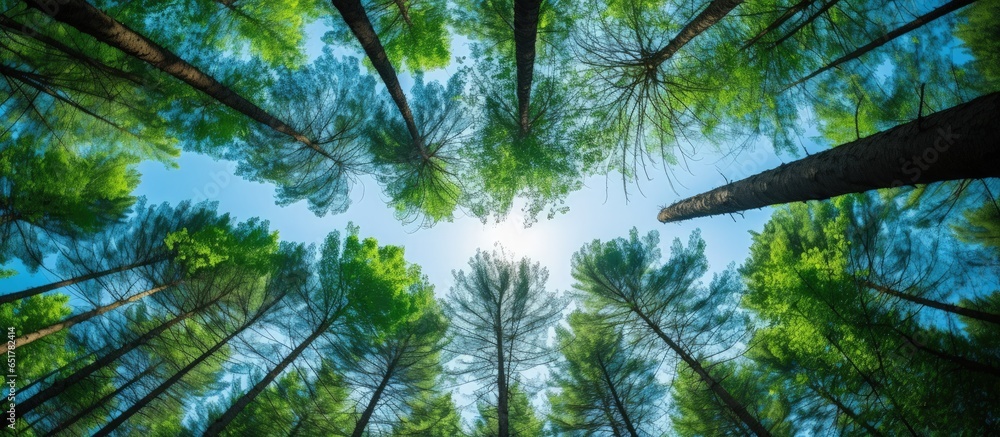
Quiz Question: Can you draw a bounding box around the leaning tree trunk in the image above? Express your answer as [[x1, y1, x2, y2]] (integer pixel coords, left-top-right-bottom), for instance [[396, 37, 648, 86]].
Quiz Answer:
[[862, 280, 1000, 326], [202, 316, 337, 436], [894, 328, 1000, 378], [48, 362, 160, 434], [90, 292, 286, 436], [330, 0, 425, 154], [513, 0, 542, 134], [5, 282, 178, 352], [350, 345, 405, 437], [765, 0, 840, 50], [785, 0, 977, 90], [658, 92, 1000, 223], [597, 358, 639, 437], [0, 255, 167, 305], [632, 310, 772, 436], [20, 0, 337, 159], [16, 297, 217, 416], [740, 0, 815, 50], [649, 0, 744, 66]]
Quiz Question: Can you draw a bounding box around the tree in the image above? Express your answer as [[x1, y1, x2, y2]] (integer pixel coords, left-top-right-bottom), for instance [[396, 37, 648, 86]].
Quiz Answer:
[[472, 384, 546, 437], [657, 92, 1000, 223], [549, 310, 666, 437], [446, 248, 565, 437], [571, 229, 772, 436], [325, 0, 451, 72], [391, 391, 464, 437], [203, 226, 425, 435]]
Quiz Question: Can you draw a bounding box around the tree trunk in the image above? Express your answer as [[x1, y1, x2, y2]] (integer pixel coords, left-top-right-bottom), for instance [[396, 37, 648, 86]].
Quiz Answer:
[[496, 323, 510, 437], [0, 15, 146, 85], [597, 358, 639, 437], [657, 92, 1000, 223], [16, 299, 215, 416], [20, 0, 335, 158], [0, 256, 167, 305], [649, 0, 744, 66], [6, 282, 177, 352], [786, 0, 977, 90], [632, 309, 771, 436], [20, 347, 104, 394], [895, 328, 1000, 377], [46, 362, 159, 435], [330, 0, 425, 154], [202, 316, 337, 436], [863, 280, 1000, 326], [392, 0, 413, 26], [513, 0, 542, 134], [91, 293, 286, 436], [765, 0, 840, 50], [740, 0, 815, 50], [350, 345, 405, 437]]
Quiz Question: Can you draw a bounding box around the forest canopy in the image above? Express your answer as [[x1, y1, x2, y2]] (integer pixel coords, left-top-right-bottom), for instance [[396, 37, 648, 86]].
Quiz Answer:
[[1, 0, 998, 435]]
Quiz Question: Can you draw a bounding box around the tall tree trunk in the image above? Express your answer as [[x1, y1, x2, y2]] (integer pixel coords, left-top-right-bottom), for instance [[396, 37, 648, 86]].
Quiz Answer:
[[90, 293, 286, 436], [786, 0, 977, 90], [597, 358, 639, 437], [649, 0, 744, 66], [16, 296, 220, 416], [46, 362, 160, 435], [862, 280, 1000, 326], [496, 323, 510, 437], [740, 0, 815, 50], [632, 309, 772, 436], [895, 328, 1000, 377], [765, 0, 840, 50], [657, 92, 1000, 223], [21, 347, 104, 394], [513, 0, 542, 134], [350, 344, 405, 437], [20, 0, 337, 159], [202, 316, 338, 436], [330, 0, 425, 154], [0, 15, 146, 85], [6, 282, 178, 352], [0, 256, 167, 305]]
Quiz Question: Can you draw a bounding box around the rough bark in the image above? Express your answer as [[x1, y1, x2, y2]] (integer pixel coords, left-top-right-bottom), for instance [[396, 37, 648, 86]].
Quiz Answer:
[[740, 0, 815, 50], [20, 0, 334, 158], [202, 316, 338, 436], [0, 256, 166, 305], [330, 0, 425, 154], [649, 0, 744, 66], [786, 0, 978, 89], [513, 0, 542, 133], [632, 309, 772, 436], [658, 92, 1000, 223], [91, 293, 286, 436], [863, 280, 1000, 326], [6, 282, 177, 353]]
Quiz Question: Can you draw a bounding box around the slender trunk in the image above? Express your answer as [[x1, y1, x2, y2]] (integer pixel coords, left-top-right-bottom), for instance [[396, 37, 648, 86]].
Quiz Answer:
[[21, 347, 103, 394], [203, 316, 337, 436], [863, 280, 1000, 326], [330, 0, 425, 154], [20, 0, 335, 157], [16, 296, 219, 416], [392, 0, 413, 26], [810, 383, 884, 436], [1, 256, 166, 305], [496, 323, 509, 437], [0, 15, 146, 85], [46, 363, 159, 435], [513, 0, 542, 134], [91, 293, 285, 436], [895, 328, 1000, 377], [6, 282, 177, 352], [786, 0, 977, 90], [766, 0, 840, 50], [649, 0, 744, 66], [597, 358, 639, 437], [741, 0, 815, 50], [350, 344, 405, 437], [631, 308, 771, 436], [657, 92, 1000, 223]]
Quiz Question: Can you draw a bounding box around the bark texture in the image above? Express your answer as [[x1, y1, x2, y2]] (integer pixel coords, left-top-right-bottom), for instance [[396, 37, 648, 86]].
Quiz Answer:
[[513, 0, 542, 133], [658, 92, 1000, 223]]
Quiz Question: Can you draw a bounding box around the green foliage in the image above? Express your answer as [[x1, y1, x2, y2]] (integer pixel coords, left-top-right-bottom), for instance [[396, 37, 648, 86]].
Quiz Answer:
[[956, 0, 1000, 88], [0, 294, 76, 382], [163, 217, 278, 276], [326, 0, 452, 72], [951, 199, 1000, 253], [392, 391, 464, 437]]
